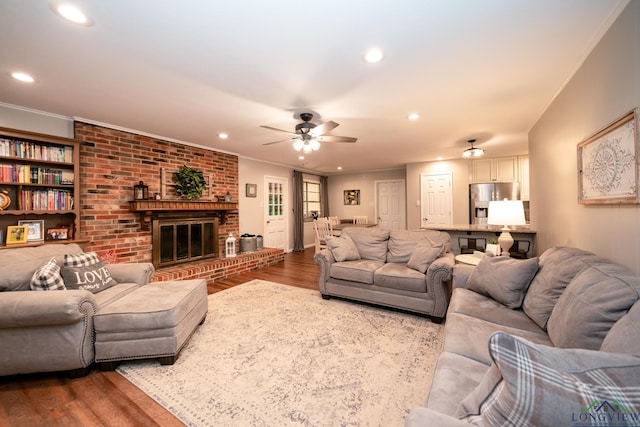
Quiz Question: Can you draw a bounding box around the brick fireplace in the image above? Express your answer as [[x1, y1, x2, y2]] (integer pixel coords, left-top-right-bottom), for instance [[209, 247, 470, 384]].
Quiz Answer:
[[74, 122, 283, 284]]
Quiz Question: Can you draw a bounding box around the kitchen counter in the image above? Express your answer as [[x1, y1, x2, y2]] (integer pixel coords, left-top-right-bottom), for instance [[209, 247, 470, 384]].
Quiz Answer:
[[423, 224, 536, 234], [423, 224, 536, 256]]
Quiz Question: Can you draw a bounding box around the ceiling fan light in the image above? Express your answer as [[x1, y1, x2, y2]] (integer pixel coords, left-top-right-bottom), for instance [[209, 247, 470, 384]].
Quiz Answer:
[[302, 143, 313, 154], [310, 139, 321, 151], [293, 140, 304, 151]]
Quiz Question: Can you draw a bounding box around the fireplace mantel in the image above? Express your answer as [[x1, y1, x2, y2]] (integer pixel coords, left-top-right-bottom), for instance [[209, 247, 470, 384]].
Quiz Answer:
[[129, 200, 238, 224]]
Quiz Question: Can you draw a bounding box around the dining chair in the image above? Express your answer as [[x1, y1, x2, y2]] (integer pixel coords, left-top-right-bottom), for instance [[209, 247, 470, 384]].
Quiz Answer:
[[313, 219, 334, 253], [353, 216, 368, 225]]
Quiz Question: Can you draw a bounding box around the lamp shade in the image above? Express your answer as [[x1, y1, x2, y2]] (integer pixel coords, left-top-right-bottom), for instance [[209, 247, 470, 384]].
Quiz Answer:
[[487, 200, 526, 227]]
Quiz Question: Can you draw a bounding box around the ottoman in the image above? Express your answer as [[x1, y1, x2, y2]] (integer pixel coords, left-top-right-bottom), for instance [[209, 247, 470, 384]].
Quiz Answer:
[[94, 279, 208, 370]]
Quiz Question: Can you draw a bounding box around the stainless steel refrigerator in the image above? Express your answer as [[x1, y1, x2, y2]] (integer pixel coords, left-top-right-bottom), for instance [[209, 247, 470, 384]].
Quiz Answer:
[[469, 182, 520, 224]]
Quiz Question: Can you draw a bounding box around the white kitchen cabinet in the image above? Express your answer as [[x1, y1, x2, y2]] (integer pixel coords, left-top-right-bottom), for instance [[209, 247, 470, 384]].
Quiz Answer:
[[518, 155, 530, 201], [471, 156, 518, 182]]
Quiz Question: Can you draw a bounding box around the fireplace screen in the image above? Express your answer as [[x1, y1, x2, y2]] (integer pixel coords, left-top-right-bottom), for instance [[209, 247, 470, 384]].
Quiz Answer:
[[152, 217, 219, 268]]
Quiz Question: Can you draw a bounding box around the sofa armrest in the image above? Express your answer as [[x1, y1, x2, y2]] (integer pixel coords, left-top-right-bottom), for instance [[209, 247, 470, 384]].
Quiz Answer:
[[313, 249, 335, 293], [0, 290, 96, 328], [405, 408, 469, 427], [426, 252, 454, 318], [107, 262, 155, 286], [452, 264, 475, 289]]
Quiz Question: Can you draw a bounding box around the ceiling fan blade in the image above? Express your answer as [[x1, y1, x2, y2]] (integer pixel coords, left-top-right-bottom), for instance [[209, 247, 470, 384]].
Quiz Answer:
[[260, 125, 299, 136], [317, 135, 358, 143], [310, 120, 339, 136], [262, 137, 299, 146]]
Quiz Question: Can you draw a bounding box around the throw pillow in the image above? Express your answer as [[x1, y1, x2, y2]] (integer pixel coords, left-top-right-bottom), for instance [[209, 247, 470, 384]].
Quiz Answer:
[[601, 301, 640, 355], [64, 251, 101, 267], [30, 257, 66, 291], [61, 260, 117, 293], [466, 256, 539, 309], [456, 332, 640, 426], [325, 235, 361, 262], [406, 239, 443, 273]]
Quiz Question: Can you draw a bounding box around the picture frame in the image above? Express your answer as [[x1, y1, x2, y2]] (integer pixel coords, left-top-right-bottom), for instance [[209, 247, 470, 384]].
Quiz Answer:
[[578, 109, 638, 204], [246, 183, 257, 198], [56, 223, 75, 240], [6, 225, 29, 245], [46, 228, 68, 241], [344, 189, 360, 205], [18, 220, 45, 242]]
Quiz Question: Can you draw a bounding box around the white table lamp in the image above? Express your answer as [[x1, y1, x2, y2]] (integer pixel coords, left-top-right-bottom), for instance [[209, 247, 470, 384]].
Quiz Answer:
[[487, 200, 526, 257]]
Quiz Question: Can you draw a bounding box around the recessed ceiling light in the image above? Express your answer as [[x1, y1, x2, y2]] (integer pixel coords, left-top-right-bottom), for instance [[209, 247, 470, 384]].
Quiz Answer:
[[363, 48, 384, 64], [437, 157, 443, 161], [407, 113, 420, 121], [298, 155, 305, 160], [218, 133, 229, 139], [337, 166, 343, 170], [11, 72, 35, 83], [52, 3, 92, 26]]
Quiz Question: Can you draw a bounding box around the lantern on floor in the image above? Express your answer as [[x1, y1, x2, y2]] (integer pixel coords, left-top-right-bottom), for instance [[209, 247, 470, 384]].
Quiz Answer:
[[134, 180, 149, 200], [225, 232, 236, 258]]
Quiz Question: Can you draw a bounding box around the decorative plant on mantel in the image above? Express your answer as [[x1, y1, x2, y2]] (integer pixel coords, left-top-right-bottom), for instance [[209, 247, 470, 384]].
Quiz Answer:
[[174, 165, 207, 200]]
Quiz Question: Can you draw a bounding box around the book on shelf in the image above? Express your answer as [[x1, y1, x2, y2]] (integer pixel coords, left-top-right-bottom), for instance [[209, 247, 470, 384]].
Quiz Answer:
[[0, 163, 74, 185], [20, 189, 74, 211], [0, 138, 73, 163]]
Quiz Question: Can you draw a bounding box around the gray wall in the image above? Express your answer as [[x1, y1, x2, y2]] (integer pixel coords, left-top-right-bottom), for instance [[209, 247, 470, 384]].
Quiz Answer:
[[529, 0, 640, 275]]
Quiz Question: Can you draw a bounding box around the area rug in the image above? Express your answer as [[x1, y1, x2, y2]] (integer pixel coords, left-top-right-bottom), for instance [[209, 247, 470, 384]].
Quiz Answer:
[[117, 280, 444, 427]]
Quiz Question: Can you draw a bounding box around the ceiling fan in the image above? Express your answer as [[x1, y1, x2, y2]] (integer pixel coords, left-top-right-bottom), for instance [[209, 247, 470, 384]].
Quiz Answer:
[[261, 113, 357, 153]]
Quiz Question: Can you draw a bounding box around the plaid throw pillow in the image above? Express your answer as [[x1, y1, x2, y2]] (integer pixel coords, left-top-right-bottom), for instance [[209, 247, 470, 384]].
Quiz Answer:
[[456, 332, 640, 426], [30, 258, 66, 291], [64, 251, 100, 267]]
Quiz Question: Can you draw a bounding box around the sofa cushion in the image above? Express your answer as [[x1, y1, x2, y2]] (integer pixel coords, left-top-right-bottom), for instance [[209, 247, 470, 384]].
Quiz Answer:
[[601, 301, 640, 355], [407, 239, 443, 274], [547, 262, 640, 350], [467, 256, 539, 309], [329, 259, 384, 285], [387, 229, 448, 263], [325, 235, 360, 262], [30, 258, 67, 291], [522, 246, 598, 329], [61, 261, 118, 294], [0, 243, 84, 292], [374, 263, 427, 292], [341, 227, 390, 261], [456, 332, 640, 426], [64, 251, 101, 267]]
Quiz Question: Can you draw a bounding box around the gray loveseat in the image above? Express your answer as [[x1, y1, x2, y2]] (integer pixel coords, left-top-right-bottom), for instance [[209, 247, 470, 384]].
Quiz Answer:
[[406, 246, 640, 426], [0, 243, 155, 377], [314, 228, 454, 321]]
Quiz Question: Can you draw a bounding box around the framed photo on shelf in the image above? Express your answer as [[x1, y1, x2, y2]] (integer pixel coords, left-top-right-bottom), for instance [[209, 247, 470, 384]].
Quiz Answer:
[[46, 228, 68, 241], [578, 109, 638, 204], [246, 183, 257, 198], [18, 220, 45, 242], [6, 225, 29, 245], [56, 223, 75, 240], [344, 189, 360, 205]]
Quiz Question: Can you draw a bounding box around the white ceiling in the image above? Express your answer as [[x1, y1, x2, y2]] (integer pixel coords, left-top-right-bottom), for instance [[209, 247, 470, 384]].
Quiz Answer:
[[0, 0, 628, 174]]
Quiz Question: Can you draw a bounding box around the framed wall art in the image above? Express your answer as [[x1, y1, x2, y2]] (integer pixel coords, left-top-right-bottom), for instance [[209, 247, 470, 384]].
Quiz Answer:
[[6, 225, 28, 245], [344, 189, 360, 205], [18, 220, 45, 242], [578, 109, 638, 204], [246, 183, 257, 198]]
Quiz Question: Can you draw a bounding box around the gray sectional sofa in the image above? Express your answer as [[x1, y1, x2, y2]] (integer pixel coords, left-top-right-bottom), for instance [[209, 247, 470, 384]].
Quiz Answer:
[[314, 227, 454, 321], [0, 243, 207, 377], [406, 246, 640, 426]]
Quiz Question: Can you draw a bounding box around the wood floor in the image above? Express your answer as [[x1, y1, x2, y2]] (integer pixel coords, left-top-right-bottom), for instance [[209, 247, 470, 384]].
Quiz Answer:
[[0, 248, 319, 427]]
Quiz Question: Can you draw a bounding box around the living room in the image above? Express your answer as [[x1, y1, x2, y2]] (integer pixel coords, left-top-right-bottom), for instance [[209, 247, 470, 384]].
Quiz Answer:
[[1, 1, 640, 426]]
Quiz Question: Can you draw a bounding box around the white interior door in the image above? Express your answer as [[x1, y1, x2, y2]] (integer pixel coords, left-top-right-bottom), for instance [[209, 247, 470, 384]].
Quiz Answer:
[[264, 176, 287, 250], [420, 173, 452, 227], [375, 180, 406, 230]]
